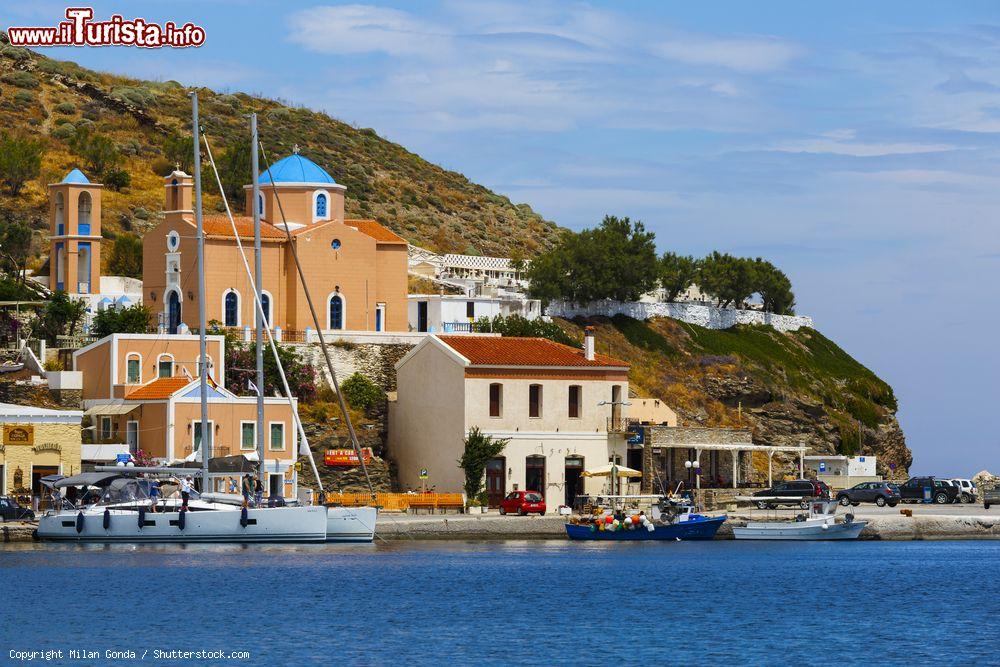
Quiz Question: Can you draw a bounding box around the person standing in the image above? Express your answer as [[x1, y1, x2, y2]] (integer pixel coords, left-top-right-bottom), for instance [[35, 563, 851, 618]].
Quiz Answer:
[[254, 476, 263, 508], [149, 479, 161, 513], [180, 476, 193, 509], [241, 474, 253, 509]]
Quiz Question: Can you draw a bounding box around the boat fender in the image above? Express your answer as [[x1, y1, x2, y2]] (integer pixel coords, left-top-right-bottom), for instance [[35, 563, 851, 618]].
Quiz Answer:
[[75, 511, 84, 534], [795, 514, 806, 522], [240, 506, 248, 528], [103, 509, 111, 530], [178, 509, 186, 531], [137, 507, 146, 530], [845, 513, 854, 524]]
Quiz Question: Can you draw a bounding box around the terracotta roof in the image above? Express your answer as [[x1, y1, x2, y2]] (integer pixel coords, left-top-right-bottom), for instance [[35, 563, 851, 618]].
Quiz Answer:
[[202, 216, 286, 240], [344, 219, 407, 244], [125, 377, 191, 400], [437, 336, 628, 368]]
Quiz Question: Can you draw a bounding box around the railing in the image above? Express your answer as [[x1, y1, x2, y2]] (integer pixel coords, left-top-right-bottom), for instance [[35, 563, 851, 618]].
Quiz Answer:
[[324, 491, 465, 512], [441, 321, 474, 333], [607, 417, 631, 433], [56, 334, 98, 349]]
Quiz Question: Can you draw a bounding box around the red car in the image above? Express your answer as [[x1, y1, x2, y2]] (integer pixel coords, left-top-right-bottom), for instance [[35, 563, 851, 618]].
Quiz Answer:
[[499, 490, 546, 516]]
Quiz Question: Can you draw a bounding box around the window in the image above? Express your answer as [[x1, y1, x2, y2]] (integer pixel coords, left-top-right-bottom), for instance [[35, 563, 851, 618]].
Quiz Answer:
[[260, 292, 271, 326], [100, 417, 112, 441], [193, 420, 213, 452], [269, 423, 285, 451], [489, 383, 503, 418], [158, 358, 173, 378], [466, 301, 475, 319], [529, 384, 542, 418], [224, 291, 239, 327], [375, 303, 385, 332], [126, 356, 141, 384], [55, 192, 64, 235], [241, 422, 256, 451], [197, 356, 213, 378], [568, 385, 582, 419], [166, 230, 180, 252], [315, 192, 328, 219], [78, 191, 92, 234], [331, 238, 342, 250], [329, 294, 344, 330]]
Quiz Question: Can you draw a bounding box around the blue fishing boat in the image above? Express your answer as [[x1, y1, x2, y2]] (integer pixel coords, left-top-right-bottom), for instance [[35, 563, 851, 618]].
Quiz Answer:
[[565, 495, 726, 541]]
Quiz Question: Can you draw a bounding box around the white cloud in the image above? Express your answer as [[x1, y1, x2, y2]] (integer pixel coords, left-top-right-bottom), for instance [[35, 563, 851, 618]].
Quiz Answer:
[[287, 4, 444, 56], [653, 35, 802, 72], [772, 137, 955, 157]]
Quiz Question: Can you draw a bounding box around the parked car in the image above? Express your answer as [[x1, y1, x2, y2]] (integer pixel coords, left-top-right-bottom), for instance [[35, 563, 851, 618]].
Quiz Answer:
[[898, 476, 959, 504], [0, 496, 35, 522], [983, 487, 999, 510], [949, 479, 977, 503], [499, 490, 546, 516], [836, 482, 901, 508], [752, 480, 829, 510]]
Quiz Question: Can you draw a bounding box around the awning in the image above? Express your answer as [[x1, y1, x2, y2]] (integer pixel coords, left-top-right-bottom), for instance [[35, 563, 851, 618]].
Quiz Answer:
[[84, 402, 138, 416], [54, 472, 124, 488]]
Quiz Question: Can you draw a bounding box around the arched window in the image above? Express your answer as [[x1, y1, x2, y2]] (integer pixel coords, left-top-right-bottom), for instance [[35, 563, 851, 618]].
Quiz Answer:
[[329, 294, 344, 330], [126, 353, 142, 384], [224, 290, 239, 327], [78, 191, 92, 235], [167, 290, 181, 334], [54, 192, 65, 235], [260, 292, 271, 326], [315, 192, 327, 219], [170, 178, 179, 210], [256, 193, 265, 219]]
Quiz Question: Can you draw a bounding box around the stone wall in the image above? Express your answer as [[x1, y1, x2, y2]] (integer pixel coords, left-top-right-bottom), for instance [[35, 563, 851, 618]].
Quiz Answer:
[[547, 300, 813, 332], [293, 341, 414, 392]]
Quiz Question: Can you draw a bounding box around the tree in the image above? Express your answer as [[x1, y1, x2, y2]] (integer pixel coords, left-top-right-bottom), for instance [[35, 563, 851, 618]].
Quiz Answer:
[[106, 233, 143, 278], [340, 373, 385, 413], [526, 215, 658, 304], [68, 127, 120, 176], [751, 258, 796, 315], [0, 132, 44, 195], [163, 134, 193, 172], [658, 252, 700, 302], [91, 304, 152, 338], [214, 326, 318, 403], [697, 252, 755, 308], [216, 136, 253, 207], [457, 427, 509, 502], [33, 291, 87, 344], [0, 221, 33, 283]]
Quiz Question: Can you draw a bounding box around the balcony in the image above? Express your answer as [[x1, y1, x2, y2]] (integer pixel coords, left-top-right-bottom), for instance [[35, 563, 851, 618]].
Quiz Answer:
[[607, 417, 631, 433]]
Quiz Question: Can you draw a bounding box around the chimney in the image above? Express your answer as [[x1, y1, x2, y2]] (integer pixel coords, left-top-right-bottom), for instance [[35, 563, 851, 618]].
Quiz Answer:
[[583, 326, 595, 361]]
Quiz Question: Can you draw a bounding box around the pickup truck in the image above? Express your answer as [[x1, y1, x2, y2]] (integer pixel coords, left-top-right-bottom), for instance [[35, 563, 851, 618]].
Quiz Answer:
[[898, 476, 959, 504], [984, 487, 1000, 510]]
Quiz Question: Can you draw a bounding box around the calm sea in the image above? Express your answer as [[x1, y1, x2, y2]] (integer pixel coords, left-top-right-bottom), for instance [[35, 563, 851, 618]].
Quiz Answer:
[[2, 540, 998, 665]]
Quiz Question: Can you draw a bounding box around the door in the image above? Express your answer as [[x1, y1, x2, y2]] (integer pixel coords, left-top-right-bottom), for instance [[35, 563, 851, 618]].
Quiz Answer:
[[167, 290, 181, 334], [126, 421, 139, 454], [485, 458, 505, 508], [417, 301, 428, 332], [269, 473, 283, 499], [565, 456, 584, 507], [31, 466, 59, 510], [525, 456, 545, 495]]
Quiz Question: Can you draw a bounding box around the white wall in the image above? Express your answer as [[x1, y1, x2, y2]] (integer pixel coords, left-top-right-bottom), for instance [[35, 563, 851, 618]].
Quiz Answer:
[[547, 299, 813, 333]]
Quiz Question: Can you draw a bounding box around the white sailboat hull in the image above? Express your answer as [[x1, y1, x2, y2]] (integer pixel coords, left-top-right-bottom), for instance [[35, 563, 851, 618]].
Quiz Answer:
[[326, 506, 377, 542], [37, 505, 328, 543], [733, 518, 868, 540]]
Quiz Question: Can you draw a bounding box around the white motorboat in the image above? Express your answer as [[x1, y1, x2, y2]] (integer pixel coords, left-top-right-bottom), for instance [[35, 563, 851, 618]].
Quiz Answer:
[[37, 473, 328, 543], [733, 499, 868, 540]]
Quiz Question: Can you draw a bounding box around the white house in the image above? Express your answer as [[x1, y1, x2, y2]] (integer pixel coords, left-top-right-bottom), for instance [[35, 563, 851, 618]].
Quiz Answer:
[[388, 328, 630, 511], [408, 294, 542, 333]]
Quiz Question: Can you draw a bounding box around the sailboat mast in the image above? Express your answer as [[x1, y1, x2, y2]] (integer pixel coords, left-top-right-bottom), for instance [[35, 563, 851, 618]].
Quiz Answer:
[[251, 113, 265, 488], [191, 92, 210, 490]]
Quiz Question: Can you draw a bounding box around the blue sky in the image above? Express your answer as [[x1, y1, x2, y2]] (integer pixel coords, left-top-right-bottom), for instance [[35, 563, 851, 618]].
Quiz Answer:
[[7, 1, 1000, 475]]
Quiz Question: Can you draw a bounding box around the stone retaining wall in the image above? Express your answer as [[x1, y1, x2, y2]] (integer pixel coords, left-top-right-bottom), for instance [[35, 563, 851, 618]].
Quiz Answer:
[[547, 300, 813, 332]]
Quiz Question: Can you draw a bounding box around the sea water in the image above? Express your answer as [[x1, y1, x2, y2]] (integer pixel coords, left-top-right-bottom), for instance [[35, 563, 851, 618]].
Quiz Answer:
[[2, 540, 998, 665]]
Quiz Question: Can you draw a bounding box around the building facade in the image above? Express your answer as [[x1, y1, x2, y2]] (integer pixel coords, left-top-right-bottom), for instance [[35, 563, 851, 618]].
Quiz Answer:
[[0, 403, 83, 508], [142, 154, 408, 336], [73, 334, 299, 497], [407, 294, 542, 333], [48, 169, 103, 296], [389, 330, 630, 511]]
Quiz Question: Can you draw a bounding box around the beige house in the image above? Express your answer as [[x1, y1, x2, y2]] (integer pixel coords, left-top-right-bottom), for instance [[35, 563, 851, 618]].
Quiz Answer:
[[74, 334, 299, 497], [389, 329, 630, 511], [1, 403, 83, 508], [142, 153, 408, 336], [628, 398, 678, 426]]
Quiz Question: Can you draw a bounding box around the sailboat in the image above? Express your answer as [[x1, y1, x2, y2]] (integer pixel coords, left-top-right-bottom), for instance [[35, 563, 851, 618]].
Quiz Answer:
[[38, 94, 374, 543]]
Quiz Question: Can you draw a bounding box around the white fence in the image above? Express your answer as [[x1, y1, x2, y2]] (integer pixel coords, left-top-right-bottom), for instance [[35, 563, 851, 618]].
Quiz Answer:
[[545, 300, 813, 332]]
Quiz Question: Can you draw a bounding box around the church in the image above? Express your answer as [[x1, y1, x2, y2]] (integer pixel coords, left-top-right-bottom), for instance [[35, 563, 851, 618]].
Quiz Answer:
[[141, 151, 409, 335]]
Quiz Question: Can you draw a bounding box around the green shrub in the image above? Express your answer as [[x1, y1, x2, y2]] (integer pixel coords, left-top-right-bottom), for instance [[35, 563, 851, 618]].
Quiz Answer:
[[92, 304, 152, 338], [103, 167, 131, 191], [54, 101, 76, 114], [110, 85, 155, 108], [1, 71, 38, 89], [51, 122, 76, 140], [340, 373, 385, 412], [611, 315, 677, 356], [0, 45, 31, 62], [473, 314, 578, 347]]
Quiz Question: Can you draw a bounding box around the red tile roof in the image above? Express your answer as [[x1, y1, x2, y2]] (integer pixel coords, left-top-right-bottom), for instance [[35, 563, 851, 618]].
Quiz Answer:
[[125, 377, 191, 400], [437, 336, 628, 368], [345, 219, 407, 244], [201, 216, 287, 240]]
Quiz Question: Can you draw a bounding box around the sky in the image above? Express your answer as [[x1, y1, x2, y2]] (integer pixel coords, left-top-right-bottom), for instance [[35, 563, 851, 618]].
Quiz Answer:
[[5, 1, 1000, 475]]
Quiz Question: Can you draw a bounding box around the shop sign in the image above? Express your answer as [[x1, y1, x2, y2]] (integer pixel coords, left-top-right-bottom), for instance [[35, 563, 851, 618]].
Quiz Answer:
[[3, 424, 34, 446], [626, 424, 644, 446], [323, 447, 373, 467]]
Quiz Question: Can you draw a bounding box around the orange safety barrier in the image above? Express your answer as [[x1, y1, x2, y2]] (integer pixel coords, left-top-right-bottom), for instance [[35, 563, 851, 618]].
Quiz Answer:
[[323, 491, 465, 513]]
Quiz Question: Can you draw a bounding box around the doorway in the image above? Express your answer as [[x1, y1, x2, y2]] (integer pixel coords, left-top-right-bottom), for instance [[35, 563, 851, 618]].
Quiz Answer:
[[416, 301, 428, 332], [564, 456, 584, 507], [525, 455, 545, 495], [268, 473, 283, 499], [32, 466, 59, 510], [486, 457, 506, 508], [167, 290, 181, 334]]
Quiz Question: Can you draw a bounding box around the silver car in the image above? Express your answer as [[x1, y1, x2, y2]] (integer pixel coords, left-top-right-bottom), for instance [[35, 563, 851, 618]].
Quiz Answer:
[[949, 478, 977, 503]]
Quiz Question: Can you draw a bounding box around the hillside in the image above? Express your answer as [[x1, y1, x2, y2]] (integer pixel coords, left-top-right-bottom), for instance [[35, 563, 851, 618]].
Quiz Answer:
[[556, 316, 912, 477], [0, 36, 562, 267]]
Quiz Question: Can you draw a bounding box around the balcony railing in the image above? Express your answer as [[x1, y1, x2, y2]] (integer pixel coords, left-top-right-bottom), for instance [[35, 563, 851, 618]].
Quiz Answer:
[[607, 417, 631, 433]]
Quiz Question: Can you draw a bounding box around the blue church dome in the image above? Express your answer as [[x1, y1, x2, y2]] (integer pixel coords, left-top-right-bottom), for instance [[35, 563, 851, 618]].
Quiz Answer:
[[61, 168, 90, 184], [259, 153, 336, 185]]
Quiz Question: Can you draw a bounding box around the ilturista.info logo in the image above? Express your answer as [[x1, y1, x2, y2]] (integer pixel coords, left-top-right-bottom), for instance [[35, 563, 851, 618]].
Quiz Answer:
[[6, 7, 206, 48]]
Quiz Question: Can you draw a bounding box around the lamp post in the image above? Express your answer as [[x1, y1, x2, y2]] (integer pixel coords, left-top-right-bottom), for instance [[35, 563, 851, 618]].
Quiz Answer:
[[685, 458, 701, 490]]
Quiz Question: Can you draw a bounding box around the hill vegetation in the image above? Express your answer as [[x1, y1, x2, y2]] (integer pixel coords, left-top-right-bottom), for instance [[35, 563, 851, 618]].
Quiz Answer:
[[0, 35, 562, 275]]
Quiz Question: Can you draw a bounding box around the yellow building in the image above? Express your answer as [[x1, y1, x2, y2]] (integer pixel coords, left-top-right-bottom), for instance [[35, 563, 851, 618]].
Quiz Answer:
[[0, 403, 83, 507]]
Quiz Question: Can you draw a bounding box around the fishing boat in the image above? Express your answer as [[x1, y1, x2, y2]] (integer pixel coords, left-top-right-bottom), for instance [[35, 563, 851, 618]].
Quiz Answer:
[[733, 499, 868, 540], [565, 495, 726, 541]]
